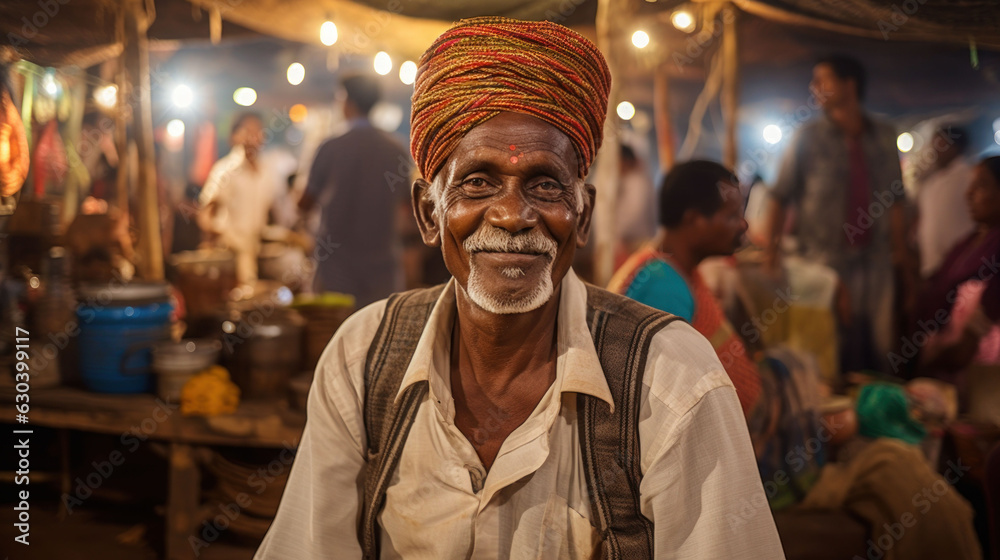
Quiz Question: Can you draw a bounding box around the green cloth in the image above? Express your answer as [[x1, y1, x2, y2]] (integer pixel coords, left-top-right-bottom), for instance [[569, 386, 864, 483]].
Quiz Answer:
[[856, 383, 926, 444]]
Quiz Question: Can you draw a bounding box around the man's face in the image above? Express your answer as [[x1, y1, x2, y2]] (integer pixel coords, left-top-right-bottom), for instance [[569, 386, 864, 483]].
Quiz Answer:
[[967, 164, 1000, 225], [698, 181, 747, 256], [810, 63, 853, 110], [416, 112, 594, 314], [233, 117, 264, 153]]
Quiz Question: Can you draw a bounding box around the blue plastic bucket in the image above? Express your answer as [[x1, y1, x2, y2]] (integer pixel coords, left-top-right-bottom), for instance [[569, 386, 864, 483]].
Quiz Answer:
[[76, 302, 174, 393]]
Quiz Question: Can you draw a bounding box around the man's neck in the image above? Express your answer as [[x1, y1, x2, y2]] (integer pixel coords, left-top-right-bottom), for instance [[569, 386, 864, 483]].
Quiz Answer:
[[654, 228, 701, 277], [452, 283, 561, 396], [826, 103, 865, 137]]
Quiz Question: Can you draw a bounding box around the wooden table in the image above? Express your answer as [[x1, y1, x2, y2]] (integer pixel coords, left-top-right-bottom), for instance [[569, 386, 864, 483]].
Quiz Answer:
[[0, 385, 306, 560]]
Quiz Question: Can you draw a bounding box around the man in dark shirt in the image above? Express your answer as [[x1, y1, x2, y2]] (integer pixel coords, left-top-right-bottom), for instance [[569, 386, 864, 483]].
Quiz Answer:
[[764, 55, 913, 373], [299, 74, 413, 307]]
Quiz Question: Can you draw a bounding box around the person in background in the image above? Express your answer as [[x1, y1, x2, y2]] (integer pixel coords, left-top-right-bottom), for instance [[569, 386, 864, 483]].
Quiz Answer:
[[614, 144, 656, 267], [764, 54, 912, 373], [609, 161, 760, 416], [298, 74, 413, 307], [914, 125, 975, 278], [198, 112, 288, 287], [915, 157, 1000, 380], [609, 160, 825, 510]]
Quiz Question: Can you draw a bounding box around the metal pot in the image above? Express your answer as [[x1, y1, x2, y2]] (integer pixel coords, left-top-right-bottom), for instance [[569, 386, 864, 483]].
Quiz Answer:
[[221, 302, 304, 400]]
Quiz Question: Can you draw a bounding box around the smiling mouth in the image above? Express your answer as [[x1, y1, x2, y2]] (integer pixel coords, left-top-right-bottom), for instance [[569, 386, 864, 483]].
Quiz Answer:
[[473, 251, 551, 268]]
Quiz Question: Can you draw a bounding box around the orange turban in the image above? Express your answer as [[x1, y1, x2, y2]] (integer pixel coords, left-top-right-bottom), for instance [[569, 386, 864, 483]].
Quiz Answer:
[[410, 17, 611, 181]]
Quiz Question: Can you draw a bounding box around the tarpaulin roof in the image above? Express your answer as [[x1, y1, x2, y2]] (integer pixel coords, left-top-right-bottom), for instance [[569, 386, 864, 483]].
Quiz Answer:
[[2, 0, 997, 68]]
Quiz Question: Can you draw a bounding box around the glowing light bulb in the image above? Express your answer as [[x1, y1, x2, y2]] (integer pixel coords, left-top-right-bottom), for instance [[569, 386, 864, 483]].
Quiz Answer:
[[320, 21, 338, 46], [632, 30, 650, 49], [166, 119, 185, 138], [399, 61, 418, 85], [617, 101, 636, 120], [374, 52, 392, 76], [233, 87, 257, 107], [172, 85, 193, 108], [287, 62, 305, 85], [672, 10, 696, 32], [763, 124, 782, 144], [897, 132, 914, 153], [94, 84, 117, 108]]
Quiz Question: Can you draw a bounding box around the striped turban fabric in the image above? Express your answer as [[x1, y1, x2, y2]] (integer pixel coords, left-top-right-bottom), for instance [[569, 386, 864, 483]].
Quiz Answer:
[[410, 16, 612, 181]]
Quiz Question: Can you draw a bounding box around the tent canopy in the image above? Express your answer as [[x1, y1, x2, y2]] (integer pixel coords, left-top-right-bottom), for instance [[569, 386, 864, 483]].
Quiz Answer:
[[3, 0, 997, 69]]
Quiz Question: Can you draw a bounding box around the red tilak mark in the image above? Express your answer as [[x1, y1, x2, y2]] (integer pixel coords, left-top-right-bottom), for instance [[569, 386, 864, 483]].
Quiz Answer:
[[510, 156, 519, 163], [509, 144, 517, 150]]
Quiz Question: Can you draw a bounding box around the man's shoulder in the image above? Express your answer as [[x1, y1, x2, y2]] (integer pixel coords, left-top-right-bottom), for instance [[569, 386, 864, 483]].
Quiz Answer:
[[316, 298, 389, 374], [583, 284, 732, 412], [643, 316, 736, 416]]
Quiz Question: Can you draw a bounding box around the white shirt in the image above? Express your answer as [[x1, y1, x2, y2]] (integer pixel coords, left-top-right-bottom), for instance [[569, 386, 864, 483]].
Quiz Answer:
[[199, 146, 288, 246], [916, 157, 975, 277], [256, 270, 784, 559]]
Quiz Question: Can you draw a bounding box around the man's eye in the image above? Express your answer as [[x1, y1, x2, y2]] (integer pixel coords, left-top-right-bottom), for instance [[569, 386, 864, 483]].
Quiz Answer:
[[463, 178, 488, 188], [531, 181, 565, 198]]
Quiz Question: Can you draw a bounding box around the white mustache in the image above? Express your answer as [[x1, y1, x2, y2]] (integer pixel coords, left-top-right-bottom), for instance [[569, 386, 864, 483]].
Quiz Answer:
[[463, 225, 558, 259]]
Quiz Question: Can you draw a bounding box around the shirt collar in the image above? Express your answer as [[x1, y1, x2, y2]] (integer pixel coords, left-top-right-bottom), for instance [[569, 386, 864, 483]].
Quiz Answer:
[[395, 268, 615, 415]]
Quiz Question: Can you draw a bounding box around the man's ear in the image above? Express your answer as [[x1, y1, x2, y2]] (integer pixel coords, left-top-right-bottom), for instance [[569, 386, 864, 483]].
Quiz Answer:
[[575, 183, 597, 247], [412, 178, 441, 247], [680, 207, 705, 230]]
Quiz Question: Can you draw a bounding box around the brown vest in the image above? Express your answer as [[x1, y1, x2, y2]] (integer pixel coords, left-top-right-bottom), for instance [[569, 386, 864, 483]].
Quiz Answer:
[[360, 283, 679, 559]]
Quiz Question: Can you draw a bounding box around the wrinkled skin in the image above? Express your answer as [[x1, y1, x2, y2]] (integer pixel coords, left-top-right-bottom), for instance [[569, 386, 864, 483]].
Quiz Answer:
[[411, 112, 596, 470]]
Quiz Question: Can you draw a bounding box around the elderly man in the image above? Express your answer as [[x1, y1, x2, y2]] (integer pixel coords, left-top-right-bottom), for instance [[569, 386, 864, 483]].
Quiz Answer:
[[256, 17, 782, 559]]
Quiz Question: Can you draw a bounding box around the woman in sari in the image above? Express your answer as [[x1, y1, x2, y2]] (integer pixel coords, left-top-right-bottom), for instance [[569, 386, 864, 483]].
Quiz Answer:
[[915, 156, 1000, 382]]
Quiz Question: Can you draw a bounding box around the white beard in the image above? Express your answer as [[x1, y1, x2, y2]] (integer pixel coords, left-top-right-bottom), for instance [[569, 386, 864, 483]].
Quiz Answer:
[[461, 223, 559, 315], [465, 259, 554, 314]]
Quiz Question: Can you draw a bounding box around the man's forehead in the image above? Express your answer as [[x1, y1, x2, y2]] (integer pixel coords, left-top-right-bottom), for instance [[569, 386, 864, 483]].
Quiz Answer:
[[452, 114, 580, 168]]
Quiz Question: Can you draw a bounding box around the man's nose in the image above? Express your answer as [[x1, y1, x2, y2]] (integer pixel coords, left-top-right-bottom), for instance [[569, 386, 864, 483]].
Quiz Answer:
[[484, 186, 539, 233]]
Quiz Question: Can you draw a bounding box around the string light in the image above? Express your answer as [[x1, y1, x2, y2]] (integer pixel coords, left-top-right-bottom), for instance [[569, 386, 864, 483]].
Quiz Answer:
[[233, 87, 257, 107], [374, 52, 392, 75], [631, 31, 650, 49], [94, 85, 117, 108], [616, 101, 636, 120], [671, 10, 696, 32], [320, 21, 338, 46], [399, 61, 417, 85], [287, 62, 305, 85]]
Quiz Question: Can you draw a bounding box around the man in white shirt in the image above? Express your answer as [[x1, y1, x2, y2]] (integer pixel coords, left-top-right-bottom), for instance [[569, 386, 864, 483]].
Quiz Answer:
[[199, 112, 291, 285], [914, 126, 975, 277], [256, 17, 783, 560]]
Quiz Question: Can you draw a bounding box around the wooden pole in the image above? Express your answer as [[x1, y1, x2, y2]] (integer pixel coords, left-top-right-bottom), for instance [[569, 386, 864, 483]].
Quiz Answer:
[[593, 0, 625, 287], [653, 66, 675, 174], [122, 0, 164, 280], [114, 13, 129, 216], [721, 4, 740, 169]]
